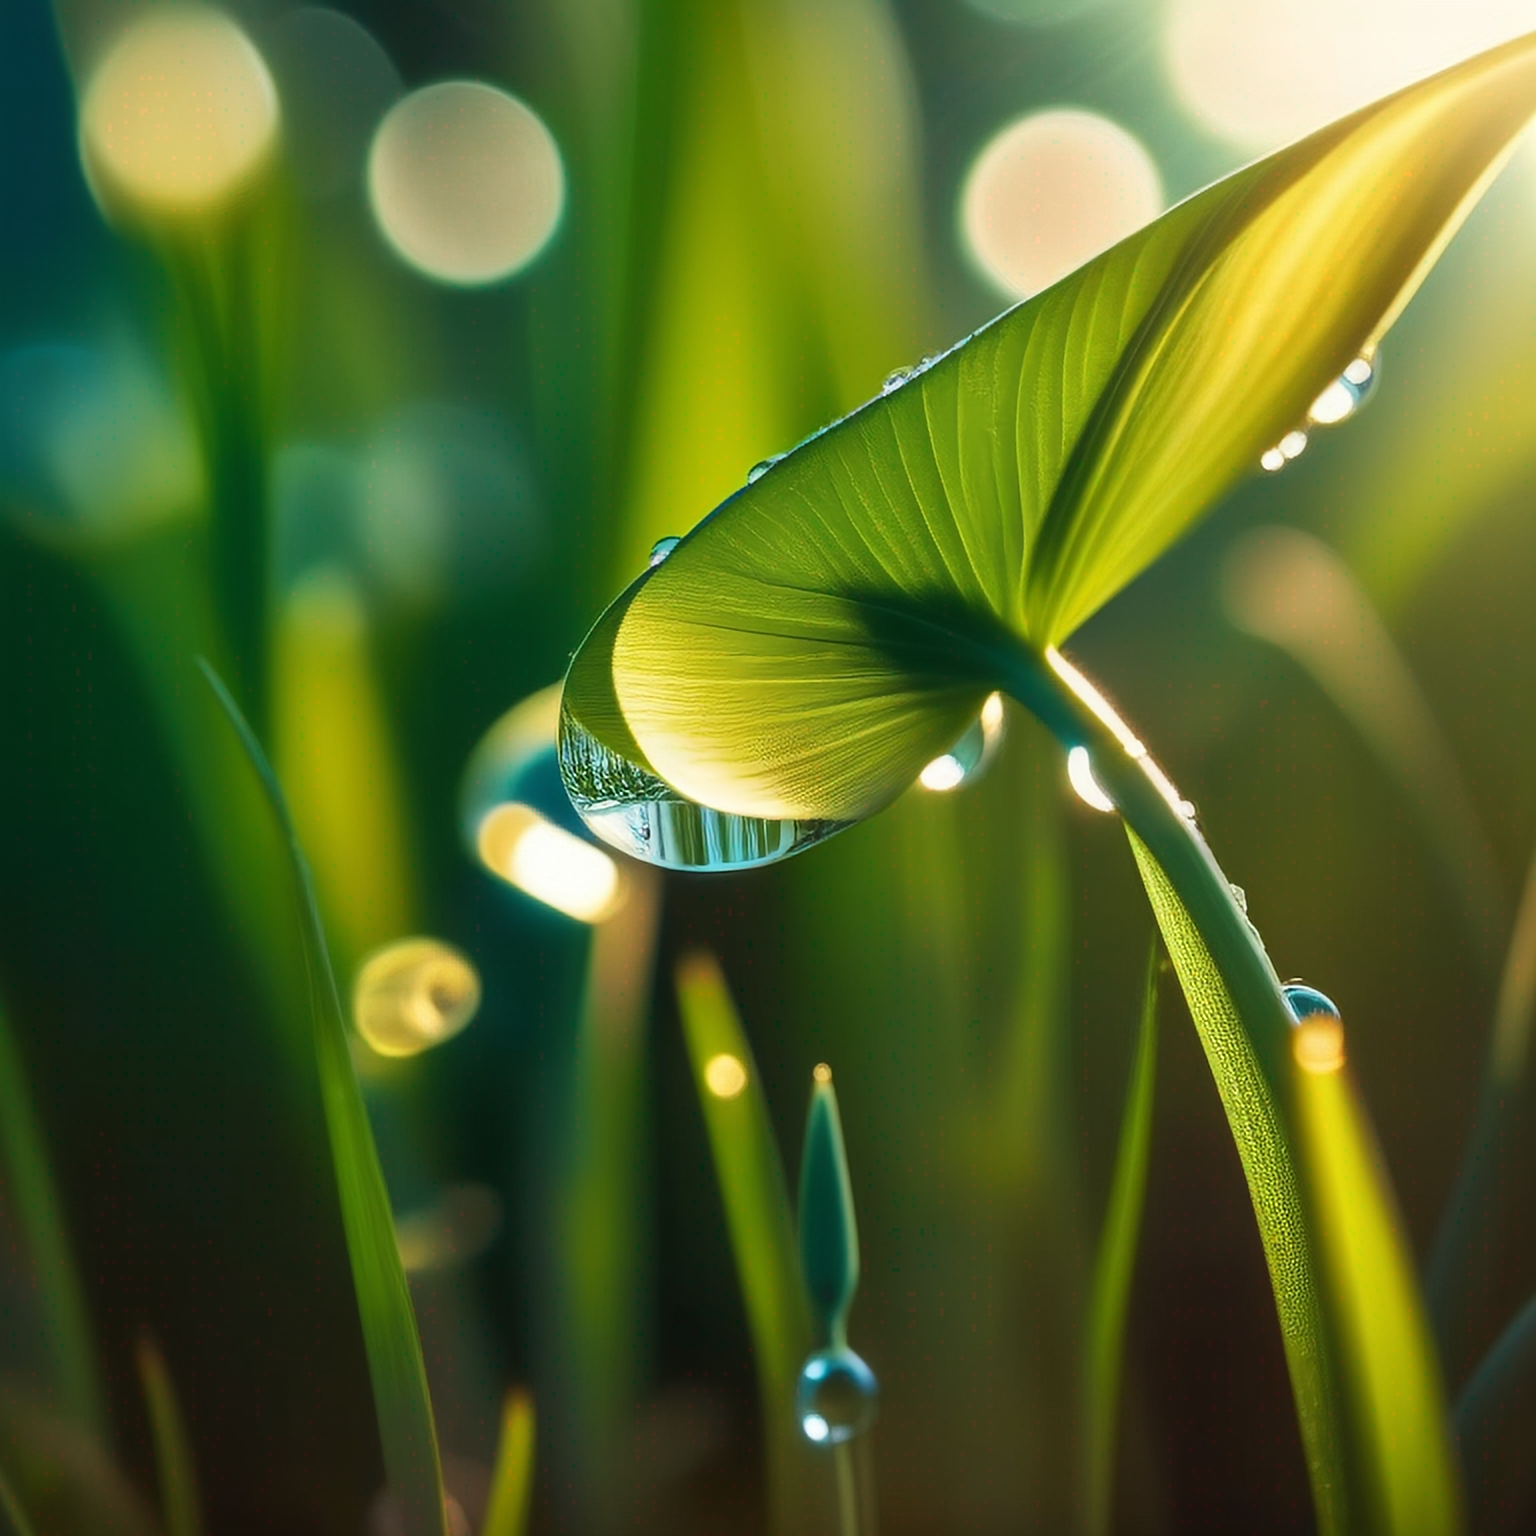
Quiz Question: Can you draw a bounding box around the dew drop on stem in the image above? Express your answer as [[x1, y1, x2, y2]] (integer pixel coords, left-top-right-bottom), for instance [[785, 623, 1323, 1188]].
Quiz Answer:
[[796, 1346, 878, 1445]]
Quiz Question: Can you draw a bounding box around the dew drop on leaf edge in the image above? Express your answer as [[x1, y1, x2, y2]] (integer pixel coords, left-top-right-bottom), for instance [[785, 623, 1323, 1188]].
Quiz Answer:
[[1282, 983, 1341, 1025], [648, 535, 681, 567]]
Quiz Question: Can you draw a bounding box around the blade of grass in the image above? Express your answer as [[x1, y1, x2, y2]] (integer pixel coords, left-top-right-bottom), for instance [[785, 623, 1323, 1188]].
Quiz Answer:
[[135, 1339, 202, 1536], [674, 951, 814, 1535], [1222, 526, 1505, 975], [0, 990, 105, 1437], [482, 1389, 536, 1536], [1290, 1013, 1465, 1535], [1454, 1292, 1536, 1528], [1428, 843, 1536, 1377], [560, 867, 663, 1533], [0, 1463, 39, 1536], [1080, 941, 1160, 1536], [197, 660, 447, 1536]]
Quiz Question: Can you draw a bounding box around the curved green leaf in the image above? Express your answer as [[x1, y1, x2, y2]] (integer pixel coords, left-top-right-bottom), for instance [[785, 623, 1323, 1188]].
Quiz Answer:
[[563, 32, 1536, 825], [136, 1339, 203, 1536]]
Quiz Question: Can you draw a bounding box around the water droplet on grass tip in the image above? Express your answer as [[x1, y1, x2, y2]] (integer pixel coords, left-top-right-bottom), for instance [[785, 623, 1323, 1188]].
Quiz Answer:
[[796, 1347, 878, 1445], [648, 535, 681, 567], [558, 706, 849, 872], [1282, 983, 1340, 1024]]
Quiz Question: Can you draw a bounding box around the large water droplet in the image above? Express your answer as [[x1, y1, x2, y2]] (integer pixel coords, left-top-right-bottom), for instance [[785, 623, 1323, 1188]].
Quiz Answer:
[[796, 1347, 878, 1446], [558, 706, 849, 872], [918, 692, 1006, 792], [1282, 983, 1341, 1025], [648, 535, 681, 567]]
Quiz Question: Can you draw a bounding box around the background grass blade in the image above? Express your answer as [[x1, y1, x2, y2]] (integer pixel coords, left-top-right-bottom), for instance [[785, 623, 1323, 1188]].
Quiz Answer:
[[1428, 843, 1536, 1376], [482, 1389, 536, 1536], [1080, 941, 1160, 1536], [1455, 1292, 1536, 1531], [197, 661, 447, 1536], [1290, 1011, 1465, 1535], [0, 1464, 38, 1536], [674, 950, 814, 1535], [135, 1338, 202, 1536], [0, 991, 104, 1438]]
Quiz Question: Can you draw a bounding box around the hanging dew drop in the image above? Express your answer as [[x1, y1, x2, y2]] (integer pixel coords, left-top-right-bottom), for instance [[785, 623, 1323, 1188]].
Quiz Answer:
[[1260, 446, 1286, 473], [917, 692, 1005, 792], [796, 1347, 878, 1446], [1308, 355, 1378, 426], [558, 701, 849, 872], [1066, 746, 1116, 813], [648, 535, 681, 567]]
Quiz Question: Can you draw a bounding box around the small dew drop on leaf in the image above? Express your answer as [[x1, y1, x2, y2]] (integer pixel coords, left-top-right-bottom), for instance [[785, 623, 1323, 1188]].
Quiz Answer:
[[745, 457, 778, 484], [917, 692, 1006, 792], [1066, 746, 1117, 813], [1282, 982, 1342, 1025], [648, 536, 681, 567]]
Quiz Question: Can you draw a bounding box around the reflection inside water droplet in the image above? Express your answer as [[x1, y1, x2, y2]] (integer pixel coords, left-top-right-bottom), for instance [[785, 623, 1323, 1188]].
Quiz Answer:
[[796, 1347, 878, 1445], [558, 706, 849, 872], [1309, 356, 1377, 425], [648, 535, 681, 567], [918, 692, 1006, 792], [1282, 983, 1341, 1024]]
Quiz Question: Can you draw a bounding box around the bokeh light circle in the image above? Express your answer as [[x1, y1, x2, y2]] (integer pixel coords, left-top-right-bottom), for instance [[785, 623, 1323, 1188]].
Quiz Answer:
[[367, 81, 565, 286], [1165, 0, 1536, 151], [960, 108, 1163, 300], [79, 7, 279, 218]]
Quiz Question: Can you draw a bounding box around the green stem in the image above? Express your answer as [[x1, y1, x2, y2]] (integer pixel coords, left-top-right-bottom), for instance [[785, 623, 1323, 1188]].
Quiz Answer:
[[996, 640, 1352, 1536]]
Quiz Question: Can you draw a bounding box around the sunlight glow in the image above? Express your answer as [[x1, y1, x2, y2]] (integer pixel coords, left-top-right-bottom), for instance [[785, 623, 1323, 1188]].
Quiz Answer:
[[80, 8, 279, 218], [354, 937, 481, 1057], [1294, 1016, 1347, 1075], [1165, 0, 1536, 150], [704, 1053, 749, 1099], [368, 81, 565, 286], [960, 109, 1163, 299], [477, 802, 624, 924], [395, 1184, 503, 1274], [1067, 746, 1117, 813]]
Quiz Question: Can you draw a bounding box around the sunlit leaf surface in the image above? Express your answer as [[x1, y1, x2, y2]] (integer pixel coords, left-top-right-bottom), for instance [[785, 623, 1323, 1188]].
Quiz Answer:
[[564, 32, 1536, 826]]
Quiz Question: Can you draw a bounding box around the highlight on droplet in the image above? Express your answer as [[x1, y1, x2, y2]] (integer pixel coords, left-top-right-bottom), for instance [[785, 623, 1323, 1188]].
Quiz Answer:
[[353, 937, 481, 1058], [1067, 745, 1117, 813], [367, 81, 565, 286], [918, 692, 1007, 792], [703, 1053, 749, 1099], [1293, 1015, 1347, 1075], [960, 108, 1162, 299], [476, 802, 624, 925], [79, 7, 280, 220]]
